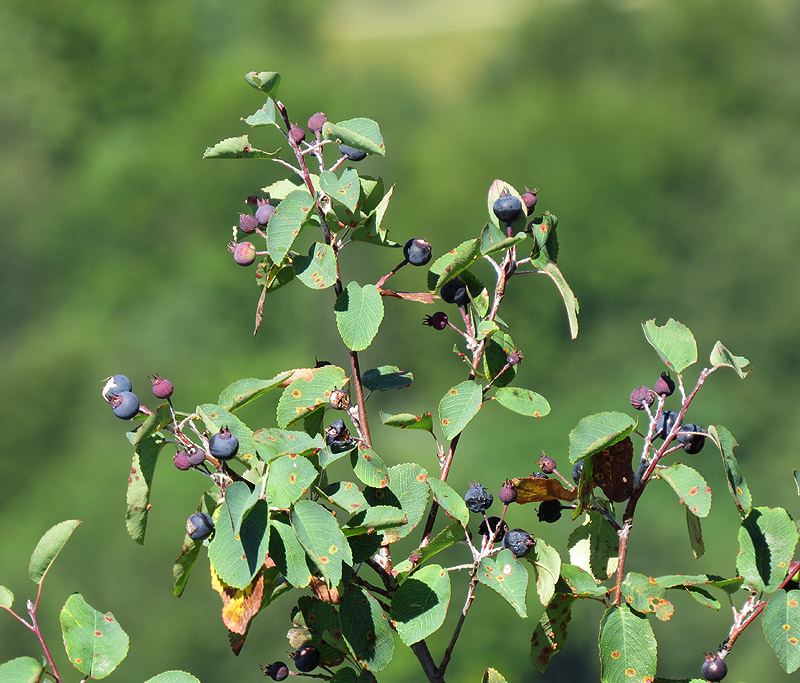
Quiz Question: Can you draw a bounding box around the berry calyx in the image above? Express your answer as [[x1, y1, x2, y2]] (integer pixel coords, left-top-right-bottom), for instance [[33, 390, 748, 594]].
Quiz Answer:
[[307, 112, 327, 134], [492, 190, 523, 223], [440, 277, 468, 306], [677, 424, 707, 454], [478, 516, 508, 542], [538, 500, 563, 523], [540, 455, 557, 474], [173, 450, 192, 471], [150, 374, 174, 399], [290, 644, 320, 672], [701, 653, 727, 681], [464, 482, 493, 514], [521, 187, 538, 214], [403, 238, 432, 266], [239, 213, 259, 234], [339, 144, 367, 161], [499, 479, 517, 504], [502, 528, 535, 557], [289, 124, 306, 145], [261, 661, 289, 681], [630, 386, 656, 410], [110, 391, 140, 420], [654, 372, 676, 397], [186, 512, 214, 541], [655, 410, 679, 440], [422, 312, 448, 331], [209, 427, 239, 460], [231, 241, 256, 267], [255, 199, 275, 226]]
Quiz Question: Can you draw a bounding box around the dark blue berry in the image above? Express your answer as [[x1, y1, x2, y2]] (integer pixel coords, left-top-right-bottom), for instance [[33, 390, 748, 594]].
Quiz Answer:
[[677, 424, 706, 454], [654, 372, 676, 397], [478, 516, 508, 542], [291, 644, 320, 672], [262, 661, 289, 681], [186, 447, 206, 466], [655, 410, 679, 440], [701, 654, 727, 681], [492, 192, 523, 223], [150, 374, 174, 399], [403, 238, 432, 266], [186, 512, 214, 541], [464, 482, 493, 514], [339, 144, 367, 161], [572, 460, 584, 485], [111, 391, 139, 420], [209, 427, 239, 460], [255, 201, 275, 226], [325, 419, 352, 447], [503, 528, 535, 557], [423, 312, 448, 330], [440, 277, 468, 305], [104, 374, 132, 396], [537, 500, 563, 523]]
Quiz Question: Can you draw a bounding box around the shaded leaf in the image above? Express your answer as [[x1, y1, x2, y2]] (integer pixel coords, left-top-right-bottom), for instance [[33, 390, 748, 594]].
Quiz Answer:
[[531, 594, 574, 672], [364, 463, 429, 542], [428, 478, 469, 526], [126, 434, 166, 544], [339, 586, 394, 671], [558, 564, 607, 597], [245, 70, 280, 96], [324, 118, 385, 155], [270, 515, 312, 589], [483, 330, 518, 389], [320, 168, 360, 213], [241, 97, 279, 127], [267, 188, 315, 265], [426, 238, 481, 292], [323, 481, 368, 514], [173, 491, 217, 597], [394, 524, 465, 575], [0, 657, 44, 682], [482, 669, 509, 683], [28, 519, 81, 585], [542, 262, 579, 340], [686, 508, 705, 559], [568, 512, 619, 581], [642, 318, 697, 374], [763, 589, 800, 673], [439, 380, 483, 440], [532, 538, 561, 606], [293, 242, 337, 290], [391, 564, 450, 645], [379, 411, 433, 432], [494, 387, 550, 417], [477, 548, 529, 618], [276, 365, 347, 429], [350, 445, 390, 489], [707, 425, 752, 517], [480, 222, 527, 255], [569, 412, 636, 463], [737, 506, 799, 593], [362, 365, 413, 391], [598, 604, 657, 683], [292, 500, 345, 587]]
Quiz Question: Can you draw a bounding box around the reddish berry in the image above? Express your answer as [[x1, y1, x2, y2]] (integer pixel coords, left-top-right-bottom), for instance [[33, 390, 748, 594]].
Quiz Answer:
[[522, 188, 538, 214], [307, 112, 327, 134], [239, 213, 259, 234], [255, 199, 275, 226], [232, 241, 256, 266], [499, 480, 517, 504], [506, 350, 523, 366], [289, 124, 306, 144], [150, 374, 174, 399], [630, 386, 656, 410], [173, 450, 192, 471], [540, 456, 556, 474], [654, 372, 675, 397]]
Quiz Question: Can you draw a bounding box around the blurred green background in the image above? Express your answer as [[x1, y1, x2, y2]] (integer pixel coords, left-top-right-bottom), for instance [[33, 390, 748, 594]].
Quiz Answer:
[[2, 0, 799, 680]]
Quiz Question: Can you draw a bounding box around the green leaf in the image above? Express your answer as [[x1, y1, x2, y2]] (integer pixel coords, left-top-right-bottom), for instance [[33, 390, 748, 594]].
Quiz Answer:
[[480, 222, 527, 255], [323, 118, 385, 156], [364, 463, 430, 543], [568, 512, 619, 581], [482, 669, 509, 683], [352, 184, 396, 246], [658, 464, 711, 517], [558, 564, 608, 597], [763, 589, 800, 673], [598, 604, 657, 683], [350, 444, 391, 489], [683, 586, 720, 610], [241, 97, 279, 128], [322, 481, 369, 514], [394, 524, 465, 574], [686, 508, 705, 558], [245, 70, 281, 96], [483, 331, 518, 388], [542, 262, 579, 340], [339, 585, 394, 671], [642, 318, 697, 374], [320, 168, 361, 213], [569, 412, 637, 463], [379, 411, 433, 432], [477, 548, 529, 618], [428, 478, 469, 526], [292, 500, 345, 587], [344, 506, 408, 536], [494, 387, 551, 418], [532, 538, 562, 606], [621, 572, 675, 621], [707, 425, 752, 517], [144, 672, 202, 683], [391, 564, 451, 645], [266, 455, 319, 508], [28, 519, 81, 585], [197, 404, 256, 466], [218, 373, 293, 412], [203, 135, 277, 159], [126, 433, 165, 544], [276, 365, 347, 429], [0, 657, 44, 682], [737, 506, 799, 593], [709, 341, 752, 378], [334, 282, 384, 352], [426, 238, 482, 292], [270, 515, 312, 588], [439, 380, 483, 440], [531, 595, 575, 672], [362, 365, 413, 391], [253, 428, 324, 461], [60, 593, 129, 679], [132, 403, 171, 446], [293, 242, 337, 290], [0, 586, 12, 609], [267, 188, 315, 265], [530, 211, 559, 267]]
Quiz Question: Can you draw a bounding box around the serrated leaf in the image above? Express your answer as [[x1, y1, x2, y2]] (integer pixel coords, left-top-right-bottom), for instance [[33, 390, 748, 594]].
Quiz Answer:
[[480, 222, 527, 255], [543, 262, 579, 340], [364, 463, 429, 542], [292, 500, 345, 587], [320, 168, 360, 212], [209, 564, 264, 639], [350, 444, 390, 489], [428, 478, 470, 526], [512, 475, 578, 503], [394, 524, 465, 574], [763, 589, 800, 673], [362, 365, 413, 391], [218, 373, 293, 412], [322, 481, 369, 514], [532, 538, 561, 606], [483, 331, 517, 388], [737, 506, 799, 593], [0, 657, 44, 682], [710, 341, 752, 378], [270, 515, 312, 589], [686, 508, 705, 558], [391, 564, 450, 645], [253, 428, 324, 461], [60, 593, 129, 679], [245, 70, 280, 96], [477, 548, 529, 618], [494, 387, 550, 417], [203, 135, 277, 159], [568, 512, 619, 581], [598, 604, 657, 683], [126, 433, 165, 544], [569, 412, 637, 463], [642, 318, 697, 374], [144, 672, 202, 683], [439, 380, 483, 440], [621, 572, 675, 621], [658, 464, 711, 517], [276, 365, 347, 429], [531, 594, 574, 672], [339, 585, 394, 671], [558, 564, 608, 597], [379, 411, 434, 432], [426, 238, 481, 292], [707, 425, 752, 517], [266, 454, 319, 508], [267, 189, 315, 265], [196, 404, 256, 466], [261, 175, 319, 200], [241, 97, 279, 128], [683, 586, 720, 609], [293, 242, 337, 290], [334, 282, 384, 352], [323, 118, 385, 156], [28, 519, 81, 585]]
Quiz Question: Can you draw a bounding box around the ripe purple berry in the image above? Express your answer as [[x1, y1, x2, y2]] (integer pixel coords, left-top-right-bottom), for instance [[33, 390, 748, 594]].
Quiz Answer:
[[239, 213, 259, 234], [677, 424, 706, 454], [538, 500, 563, 523], [232, 241, 256, 267], [209, 427, 239, 460], [307, 112, 327, 134], [464, 482, 493, 514], [499, 480, 517, 505], [290, 644, 320, 672], [630, 385, 656, 410], [186, 447, 206, 466], [478, 516, 508, 542], [186, 512, 214, 541], [255, 200, 275, 226], [572, 460, 584, 485], [173, 450, 192, 471], [506, 350, 523, 366], [701, 653, 727, 681], [440, 277, 468, 306], [654, 372, 676, 397], [492, 191, 523, 223], [403, 238, 432, 266], [502, 528, 535, 557], [339, 144, 367, 161], [289, 124, 306, 145], [150, 374, 174, 399], [110, 391, 140, 420], [422, 312, 448, 331], [521, 188, 538, 214], [262, 661, 289, 681], [540, 456, 556, 474]]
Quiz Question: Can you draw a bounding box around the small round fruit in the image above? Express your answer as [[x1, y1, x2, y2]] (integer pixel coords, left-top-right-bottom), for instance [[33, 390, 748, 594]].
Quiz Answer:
[[422, 312, 448, 331], [403, 238, 432, 266], [104, 374, 132, 397], [255, 201, 275, 226], [173, 450, 192, 471], [186, 512, 214, 541], [291, 644, 320, 672], [677, 424, 706, 454], [339, 144, 367, 161], [522, 188, 538, 214], [329, 388, 350, 410], [239, 213, 259, 234], [478, 516, 508, 542], [538, 500, 563, 523], [654, 372, 676, 397], [701, 653, 727, 681], [289, 124, 306, 144], [233, 242, 256, 267], [150, 374, 174, 399], [186, 447, 206, 466], [307, 112, 327, 134], [506, 350, 523, 366], [464, 482, 493, 514], [498, 479, 517, 504], [262, 661, 289, 681], [655, 410, 679, 440], [572, 460, 584, 485], [492, 192, 523, 223], [630, 386, 656, 410], [111, 391, 140, 420], [440, 277, 468, 306], [325, 419, 352, 447], [209, 427, 239, 460], [540, 456, 556, 474], [503, 528, 535, 557]]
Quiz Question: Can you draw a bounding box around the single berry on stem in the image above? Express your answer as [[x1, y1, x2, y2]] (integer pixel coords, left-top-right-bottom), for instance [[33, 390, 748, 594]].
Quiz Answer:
[[630, 385, 655, 410], [521, 187, 538, 214], [422, 312, 448, 331], [289, 124, 306, 145], [499, 479, 517, 505], [654, 371, 676, 397], [677, 424, 706, 454], [464, 482, 493, 514], [502, 528, 535, 557], [230, 241, 256, 267], [538, 500, 563, 523], [701, 653, 727, 681], [110, 391, 140, 420], [173, 450, 192, 471], [209, 427, 239, 460], [492, 189, 523, 223], [261, 661, 289, 681], [403, 238, 432, 266], [307, 112, 327, 134], [339, 144, 367, 161], [506, 349, 523, 366], [238, 213, 259, 234], [440, 277, 468, 306], [255, 199, 275, 226], [150, 374, 174, 399], [186, 512, 214, 541], [540, 455, 557, 474], [291, 644, 321, 672]]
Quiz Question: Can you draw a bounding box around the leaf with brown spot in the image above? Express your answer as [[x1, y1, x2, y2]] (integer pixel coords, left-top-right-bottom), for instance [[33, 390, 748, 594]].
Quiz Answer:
[[210, 564, 265, 636], [591, 437, 634, 503]]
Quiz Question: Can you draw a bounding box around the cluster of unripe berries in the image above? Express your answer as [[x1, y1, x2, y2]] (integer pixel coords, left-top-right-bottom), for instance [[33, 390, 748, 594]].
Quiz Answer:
[[102, 373, 174, 420], [261, 644, 320, 679]]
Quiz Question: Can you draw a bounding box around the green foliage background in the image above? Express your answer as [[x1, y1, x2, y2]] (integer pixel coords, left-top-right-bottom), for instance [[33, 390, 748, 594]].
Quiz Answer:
[[1, 0, 799, 680]]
